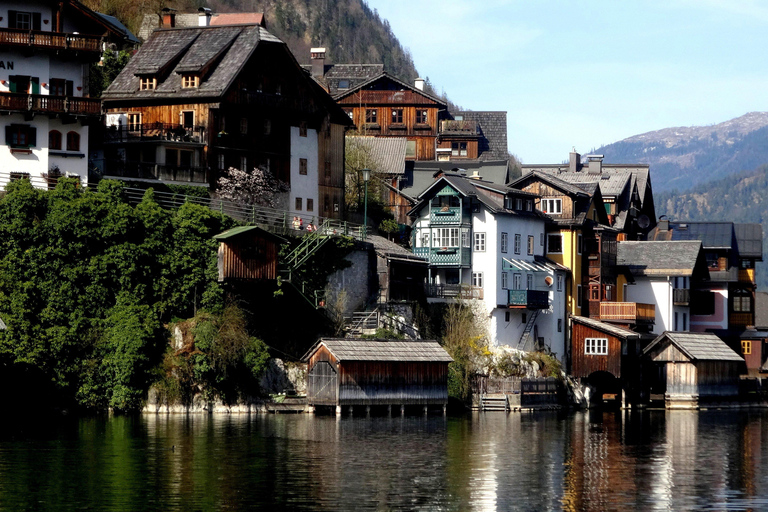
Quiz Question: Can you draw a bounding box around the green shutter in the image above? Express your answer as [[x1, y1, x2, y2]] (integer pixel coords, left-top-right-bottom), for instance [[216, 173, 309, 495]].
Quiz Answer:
[[32, 13, 41, 31], [28, 127, 36, 148], [66, 80, 74, 97], [8, 76, 16, 94], [8, 11, 17, 29], [31, 77, 39, 95], [5, 126, 13, 146]]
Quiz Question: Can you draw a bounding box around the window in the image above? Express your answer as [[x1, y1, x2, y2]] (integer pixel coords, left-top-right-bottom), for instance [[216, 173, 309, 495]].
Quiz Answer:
[[420, 232, 430, 247], [461, 229, 470, 248], [515, 198, 522, 210], [472, 272, 483, 288], [585, 338, 608, 355], [338, 79, 350, 89], [307, 198, 314, 212], [263, 119, 271, 135], [526, 274, 533, 290], [501, 233, 508, 253], [295, 198, 302, 211], [433, 228, 459, 248], [743, 340, 752, 355], [541, 198, 562, 214], [416, 109, 428, 124], [451, 142, 468, 157], [557, 274, 563, 292], [365, 109, 378, 124], [299, 158, 308, 175], [128, 113, 141, 132], [240, 118, 248, 134], [741, 259, 754, 269], [9, 11, 40, 30], [528, 235, 535, 255], [240, 156, 247, 171], [49, 78, 67, 97], [682, 313, 687, 331], [604, 285, 611, 301], [334, 202, 339, 212], [502, 272, 508, 289], [324, 195, 330, 213], [299, 122, 307, 137], [548, 234, 563, 253], [558, 319, 562, 332], [66, 131, 80, 151], [218, 154, 225, 170], [577, 285, 582, 308], [182, 75, 199, 88], [48, 130, 62, 150], [182, 111, 194, 129], [505, 311, 510, 322], [674, 312, 679, 331], [514, 234, 521, 254], [140, 77, 156, 90], [405, 140, 416, 158], [540, 233, 545, 247], [692, 291, 716, 315], [513, 273, 522, 290], [526, 200, 533, 211], [474, 232, 485, 251], [577, 234, 583, 254], [734, 293, 752, 312], [5, 124, 36, 148], [391, 109, 403, 124]]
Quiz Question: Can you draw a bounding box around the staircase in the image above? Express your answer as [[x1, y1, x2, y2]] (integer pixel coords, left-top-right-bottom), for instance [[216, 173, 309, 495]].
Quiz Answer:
[[480, 394, 509, 412], [345, 309, 380, 336], [516, 309, 541, 351]]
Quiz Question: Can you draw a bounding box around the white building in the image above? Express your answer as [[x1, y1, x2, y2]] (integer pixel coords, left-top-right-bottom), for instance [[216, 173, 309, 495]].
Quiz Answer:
[[0, 0, 135, 189], [409, 172, 569, 361]]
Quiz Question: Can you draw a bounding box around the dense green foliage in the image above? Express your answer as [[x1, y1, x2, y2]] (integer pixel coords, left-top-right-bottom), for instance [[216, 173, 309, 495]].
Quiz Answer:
[[0, 179, 236, 411], [89, 49, 131, 99]]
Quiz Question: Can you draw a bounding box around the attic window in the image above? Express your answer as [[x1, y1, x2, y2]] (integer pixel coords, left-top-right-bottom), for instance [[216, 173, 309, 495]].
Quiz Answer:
[[182, 75, 199, 88], [338, 79, 350, 89], [140, 77, 156, 91]]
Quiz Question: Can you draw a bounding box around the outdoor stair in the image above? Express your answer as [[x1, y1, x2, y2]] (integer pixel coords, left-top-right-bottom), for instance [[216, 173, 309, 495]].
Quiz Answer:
[[516, 309, 541, 351], [345, 309, 380, 336], [480, 394, 509, 412]]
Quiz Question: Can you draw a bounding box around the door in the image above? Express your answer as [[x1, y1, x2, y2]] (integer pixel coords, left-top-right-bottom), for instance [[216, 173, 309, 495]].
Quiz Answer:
[[308, 361, 338, 404]]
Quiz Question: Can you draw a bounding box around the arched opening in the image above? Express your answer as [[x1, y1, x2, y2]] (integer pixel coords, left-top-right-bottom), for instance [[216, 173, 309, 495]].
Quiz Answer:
[[585, 370, 622, 409]]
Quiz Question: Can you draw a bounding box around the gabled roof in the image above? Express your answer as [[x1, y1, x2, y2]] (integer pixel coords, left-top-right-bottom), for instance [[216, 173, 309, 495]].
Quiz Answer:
[[650, 222, 735, 249], [302, 338, 453, 363], [398, 160, 510, 201], [213, 225, 286, 244], [510, 171, 591, 198], [346, 136, 406, 175], [303, 63, 384, 95], [368, 235, 427, 264], [617, 241, 705, 277], [643, 331, 743, 362], [334, 72, 447, 106], [572, 316, 642, 340], [735, 223, 763, 259]]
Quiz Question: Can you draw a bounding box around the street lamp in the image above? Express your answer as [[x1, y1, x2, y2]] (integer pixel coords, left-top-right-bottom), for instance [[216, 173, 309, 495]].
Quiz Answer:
[[361, 168, 371, 240]]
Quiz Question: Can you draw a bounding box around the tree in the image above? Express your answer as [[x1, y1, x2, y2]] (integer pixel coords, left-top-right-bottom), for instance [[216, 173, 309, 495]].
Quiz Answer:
[[217, 166, 288, 208], [441, 302, 490, 403], [89, 49, 131, 98]]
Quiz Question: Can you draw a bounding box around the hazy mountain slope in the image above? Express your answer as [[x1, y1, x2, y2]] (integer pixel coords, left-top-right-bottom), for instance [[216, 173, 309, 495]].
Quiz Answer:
[[596, 112, 768, 193]]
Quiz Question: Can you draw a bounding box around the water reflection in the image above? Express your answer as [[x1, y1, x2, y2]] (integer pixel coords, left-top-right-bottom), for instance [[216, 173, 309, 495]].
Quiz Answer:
[[2, 410, 768, 510]]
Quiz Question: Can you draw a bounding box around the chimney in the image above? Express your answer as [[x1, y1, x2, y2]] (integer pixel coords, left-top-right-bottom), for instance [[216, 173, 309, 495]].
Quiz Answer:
[[414, 77, 425, 91], [469, 170, 482, 180], [658, 216, 669, 232], [198, 7, 212, 27], [569, 148, 581, 173], [587, 154, 604, 175], [161, 8, 176, 28], [310, 48, 326, 79]]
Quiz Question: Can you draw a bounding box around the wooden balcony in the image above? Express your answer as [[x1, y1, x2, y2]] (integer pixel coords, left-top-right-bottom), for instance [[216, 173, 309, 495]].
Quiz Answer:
[[0, 93, 101, 116], [599, 302, 655, 323], [105, 123, 207, 145], [508, 289, 549, 309], [440, 119, 479, 136], [730, 312, 753, 327], [413, 247, 471, 267], [739, 268, 756, 284], [425, 283, 483, 300], [673, 288, 690, 306], [0, 28, 101, 52], [104, 161, 209, 184]]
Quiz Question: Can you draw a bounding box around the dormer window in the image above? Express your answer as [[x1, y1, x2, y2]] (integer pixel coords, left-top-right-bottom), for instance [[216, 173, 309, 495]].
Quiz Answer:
[[140, 77, 156, 91], [182, 75, 199, 88], [541, 198, 562, 214]]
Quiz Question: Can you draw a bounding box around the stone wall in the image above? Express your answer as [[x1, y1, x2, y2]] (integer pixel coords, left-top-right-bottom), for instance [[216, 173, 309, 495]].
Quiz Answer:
[[326, 244, 374, 316]]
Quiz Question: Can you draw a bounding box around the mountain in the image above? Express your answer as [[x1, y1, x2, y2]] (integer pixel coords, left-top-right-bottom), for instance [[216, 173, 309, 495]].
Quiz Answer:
[[596, 112, 768, 193]]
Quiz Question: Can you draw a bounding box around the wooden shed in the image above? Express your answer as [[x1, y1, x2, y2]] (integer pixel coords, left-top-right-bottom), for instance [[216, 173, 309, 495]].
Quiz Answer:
[[643, 331, 744, 407], [214, 226, 285, 282], [571, 316, 643, 379], [302, 338, 453, 414]]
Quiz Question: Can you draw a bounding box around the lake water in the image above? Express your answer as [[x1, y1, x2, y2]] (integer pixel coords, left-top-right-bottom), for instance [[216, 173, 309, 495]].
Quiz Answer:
[[2, 409, 768, 511]]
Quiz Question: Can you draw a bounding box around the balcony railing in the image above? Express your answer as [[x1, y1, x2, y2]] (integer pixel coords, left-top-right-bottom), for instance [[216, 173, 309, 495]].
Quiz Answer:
[[730, 312, 753, 327], [0, 93, 101, 115], [105, 123, 207, 145], [103, 161, 209, 184], [429, 206, 462, 224], [599, 302, 655, 323], [440, 119, 479, 136], [508, 289, 549, 309], [425, 283, 483, 300], [739, 268, 756, 284], [0, 28, 102, 52], [413, 247, 471, 266], [673, 288, 690, 306]]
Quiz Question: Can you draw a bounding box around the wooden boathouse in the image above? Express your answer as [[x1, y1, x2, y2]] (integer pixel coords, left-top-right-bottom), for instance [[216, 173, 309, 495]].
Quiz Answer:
[[302, 338, 453, 415], [643, 331, 744, 407], [214, 226, 285, 282]]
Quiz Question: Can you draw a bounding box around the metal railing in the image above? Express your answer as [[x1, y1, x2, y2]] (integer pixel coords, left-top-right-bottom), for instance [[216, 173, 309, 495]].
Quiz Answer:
[[508, 289, 549, 309], [425, 283, 483, 300], [0, 28, 101, 51], [0, 93, 101, 115]]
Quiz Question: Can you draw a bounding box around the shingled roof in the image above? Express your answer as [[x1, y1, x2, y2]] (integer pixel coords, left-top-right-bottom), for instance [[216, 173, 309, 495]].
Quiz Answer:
[[302, 63, 384, 96], [303, 338, 453, 362], [643, 332, 744, 362], [572, 316, 642, 340], [451, 111, 508, 161], [617, 241, 704, 277], [735, 223, 764, 259], [347, 136, 406, 175]]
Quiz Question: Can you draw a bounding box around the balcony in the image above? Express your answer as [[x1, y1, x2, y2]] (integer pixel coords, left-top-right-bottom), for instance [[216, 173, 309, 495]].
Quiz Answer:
[[739, 268, 756, 284], [508, 289, 549, 309], [105, 123, 207, 145], [103, 161, 209, 184], [730, 312, 753, 327], [440, 119, 479, 136], [599, 302, 655, 323], [429, 206, 462, 224], [0, 93, 101, 116], [425, 283, 483, 300], [413, 247, 471, 267], [0, 28, 101, 53], [673, 288, 690, 306]]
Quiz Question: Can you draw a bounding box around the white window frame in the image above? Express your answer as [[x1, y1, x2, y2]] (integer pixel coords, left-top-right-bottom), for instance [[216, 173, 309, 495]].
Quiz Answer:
[[501, 232, 508, 253], [526, 274, 533, 290], [474, 232, 486, 252], [515, 198, 522, 210], [541, 198, 562, 214], [472, 272, 483, 288], [461, 229, 470, 248], [514, 234, 521, 254], [420, 232, 430, 248], [502, 272, 509, 290], [557, 274, 563, 292], [585, 338, 608, 355], [433, 227, 459, 248], [528, 235, 534, 255], [513, 273, 522, 290]]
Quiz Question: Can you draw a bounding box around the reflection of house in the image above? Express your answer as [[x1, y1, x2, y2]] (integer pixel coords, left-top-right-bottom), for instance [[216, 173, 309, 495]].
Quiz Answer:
[[643, 331, 744, 407], [409, 173, 568, 359], [0, 0, 137, 189], [214, 226, 285, 282], [303, 338, 452, 414], [741, 292, 768, 377], [102, 20, 351, 218]]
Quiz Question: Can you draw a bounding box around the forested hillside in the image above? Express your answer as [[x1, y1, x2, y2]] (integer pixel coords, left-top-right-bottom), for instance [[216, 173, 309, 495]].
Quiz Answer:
[[656, 165, 768, 290]]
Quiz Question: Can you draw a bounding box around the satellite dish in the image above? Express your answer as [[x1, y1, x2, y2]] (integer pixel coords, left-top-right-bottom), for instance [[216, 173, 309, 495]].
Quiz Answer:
[[638, 215, 650, 229]]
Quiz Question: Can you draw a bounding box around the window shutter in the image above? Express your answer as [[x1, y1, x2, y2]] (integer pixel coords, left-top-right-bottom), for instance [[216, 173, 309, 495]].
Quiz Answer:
[[66, 81, 74, 97], [31, 77, 40, 95], [28, 127, 36, 147], [32, 13, 41, 31], [8, 76, 16, 93], [8, 11, 18, 29], [5, 126, 13, 146]]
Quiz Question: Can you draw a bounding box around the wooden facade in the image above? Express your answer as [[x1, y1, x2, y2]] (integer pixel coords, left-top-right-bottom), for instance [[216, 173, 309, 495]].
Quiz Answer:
[[571, 320, 625, 379], [214, 226, 284, 281]]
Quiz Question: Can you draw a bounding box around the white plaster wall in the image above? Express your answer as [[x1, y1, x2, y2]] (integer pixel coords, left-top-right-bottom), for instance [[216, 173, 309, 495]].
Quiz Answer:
[[627, 276, 694, 334], [471, 208, 497, 317], [691, 284, 728, 332], [289, 126, 319, 218], [0, 51, 49, 93], [1, 2, 54, 31]]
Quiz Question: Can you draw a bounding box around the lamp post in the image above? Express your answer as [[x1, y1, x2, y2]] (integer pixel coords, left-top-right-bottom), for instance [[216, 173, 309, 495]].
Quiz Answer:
[[361, 168, 371, 240]]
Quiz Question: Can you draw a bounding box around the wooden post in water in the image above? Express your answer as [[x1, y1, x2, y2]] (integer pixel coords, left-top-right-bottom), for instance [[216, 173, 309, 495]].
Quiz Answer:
[[400, 405, 405, 416], [335, 405, 342, 417], [366, 405, 371, 417], [443, 404, 447, 416], [387, 405, 392, 417], [423, 405, 428, 416]]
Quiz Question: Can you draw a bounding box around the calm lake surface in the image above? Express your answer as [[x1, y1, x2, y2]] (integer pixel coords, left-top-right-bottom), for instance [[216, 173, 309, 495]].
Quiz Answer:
[[2, 409, 768, 511]]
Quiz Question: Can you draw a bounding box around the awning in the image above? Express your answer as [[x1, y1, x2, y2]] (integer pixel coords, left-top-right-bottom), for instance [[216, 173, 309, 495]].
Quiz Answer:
[[503, 257, 563, 273]]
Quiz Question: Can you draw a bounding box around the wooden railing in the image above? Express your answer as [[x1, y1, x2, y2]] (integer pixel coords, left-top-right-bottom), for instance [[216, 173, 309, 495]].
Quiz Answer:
[[0, 28, 101, 52], [105, 123, 207, 144], [673, 288, 690, 306], [730, 312, 753, 327], [599, 302, 655, 323], [425, 283, 483, 300], [0, 93, 101, 115]]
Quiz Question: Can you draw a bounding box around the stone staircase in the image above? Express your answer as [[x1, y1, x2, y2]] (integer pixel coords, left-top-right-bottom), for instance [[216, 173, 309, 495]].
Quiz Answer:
[[345, 309, 380, 337], [480, 393, 509, 412]]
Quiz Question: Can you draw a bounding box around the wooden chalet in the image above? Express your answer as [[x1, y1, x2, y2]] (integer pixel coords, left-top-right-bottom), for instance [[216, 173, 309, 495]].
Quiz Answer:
[[643, 331, 744, 407], [214, 226, 284, 282], [101, 21, 352, 218], [302, 338, 452, 414]]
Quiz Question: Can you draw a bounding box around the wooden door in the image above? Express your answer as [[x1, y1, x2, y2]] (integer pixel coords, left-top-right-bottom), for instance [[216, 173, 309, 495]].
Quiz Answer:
[[308, 361, 338, 404]]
